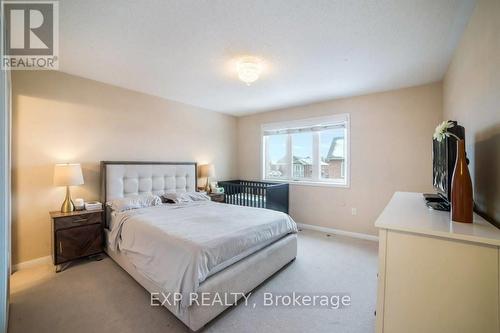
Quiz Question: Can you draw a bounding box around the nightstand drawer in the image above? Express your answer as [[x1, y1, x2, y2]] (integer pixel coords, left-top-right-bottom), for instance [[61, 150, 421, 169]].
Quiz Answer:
[[55, 223, 103, 264], [54, 212, 102, 230]]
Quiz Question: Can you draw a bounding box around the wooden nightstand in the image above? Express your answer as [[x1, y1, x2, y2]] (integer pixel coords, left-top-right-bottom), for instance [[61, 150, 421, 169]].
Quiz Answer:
[[49, 209, 104, 272], [208, 193, 225, 203]]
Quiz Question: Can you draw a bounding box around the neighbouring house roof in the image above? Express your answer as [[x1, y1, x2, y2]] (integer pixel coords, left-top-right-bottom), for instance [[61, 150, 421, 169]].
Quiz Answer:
[[326, 137, 345, 160], [277, 155, 328, 166], [293, 156, 312, 165]]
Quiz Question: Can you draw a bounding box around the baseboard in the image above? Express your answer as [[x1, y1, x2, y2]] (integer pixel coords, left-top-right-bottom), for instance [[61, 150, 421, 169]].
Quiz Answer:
[[12, 255, 51, 272], [297, 223, 379, 242]]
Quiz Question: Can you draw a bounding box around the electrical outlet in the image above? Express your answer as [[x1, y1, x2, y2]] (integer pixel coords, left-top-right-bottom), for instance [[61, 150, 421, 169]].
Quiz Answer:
[[351, 208, 357, 216]]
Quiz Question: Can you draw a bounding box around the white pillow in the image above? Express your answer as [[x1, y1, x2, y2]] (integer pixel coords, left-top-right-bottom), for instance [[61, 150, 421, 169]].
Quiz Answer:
[[163, 192, 210, 203], [108, 194, 162, 212]]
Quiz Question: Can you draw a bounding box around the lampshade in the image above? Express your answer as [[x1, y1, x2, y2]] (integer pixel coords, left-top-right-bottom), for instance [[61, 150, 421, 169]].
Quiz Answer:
[[199, 164, 215, 178], [54, 163, 84, 186]]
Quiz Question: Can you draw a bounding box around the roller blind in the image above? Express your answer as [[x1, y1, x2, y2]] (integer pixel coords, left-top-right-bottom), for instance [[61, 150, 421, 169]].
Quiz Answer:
[[262, 114, 348, 136], [263, 123, 345, 136]]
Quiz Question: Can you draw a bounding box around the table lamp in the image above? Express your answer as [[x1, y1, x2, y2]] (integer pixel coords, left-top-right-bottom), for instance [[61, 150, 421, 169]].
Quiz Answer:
[[54, 163, 84, 213], [199, 164, 215, 193]]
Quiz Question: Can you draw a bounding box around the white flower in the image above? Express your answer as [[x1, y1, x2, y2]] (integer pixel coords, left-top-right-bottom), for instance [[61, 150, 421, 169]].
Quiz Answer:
[[433, 120, 455, 142]]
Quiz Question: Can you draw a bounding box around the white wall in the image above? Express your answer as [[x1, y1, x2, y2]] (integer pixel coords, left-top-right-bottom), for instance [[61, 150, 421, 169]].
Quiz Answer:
[[237, 83, 442, 236], [443, 0, 500, 225]]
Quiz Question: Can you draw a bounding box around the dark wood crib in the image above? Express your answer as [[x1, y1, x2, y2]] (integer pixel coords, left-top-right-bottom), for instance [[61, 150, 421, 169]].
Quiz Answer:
[[218, 180, 289, 214]]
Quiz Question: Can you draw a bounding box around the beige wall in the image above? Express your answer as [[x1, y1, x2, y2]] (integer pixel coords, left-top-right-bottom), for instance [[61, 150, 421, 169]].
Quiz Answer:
[[237, 83, 442, 235], [11, 0, 499, 265], [443, 0, 500, 225], [11, 71, 237, 265]]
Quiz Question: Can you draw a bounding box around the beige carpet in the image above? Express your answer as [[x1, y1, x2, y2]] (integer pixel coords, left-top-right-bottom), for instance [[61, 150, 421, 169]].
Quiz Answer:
[[8, 229, 378, 333]]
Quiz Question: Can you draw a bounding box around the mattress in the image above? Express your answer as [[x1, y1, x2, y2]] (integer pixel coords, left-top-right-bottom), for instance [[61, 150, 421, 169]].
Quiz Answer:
[[108, 201, 297, 308]]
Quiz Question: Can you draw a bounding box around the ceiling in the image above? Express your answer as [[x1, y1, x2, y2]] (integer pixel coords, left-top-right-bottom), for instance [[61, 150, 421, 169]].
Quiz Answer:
[[59, 0, 476, 116]]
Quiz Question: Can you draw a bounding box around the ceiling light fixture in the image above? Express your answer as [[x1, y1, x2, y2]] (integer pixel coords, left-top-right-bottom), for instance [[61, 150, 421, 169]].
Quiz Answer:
[[237, 59, 262, 86]]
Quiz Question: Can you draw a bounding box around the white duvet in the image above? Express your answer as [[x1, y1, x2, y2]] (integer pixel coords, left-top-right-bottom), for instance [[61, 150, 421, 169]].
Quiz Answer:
[[108, 201, 297, 308]]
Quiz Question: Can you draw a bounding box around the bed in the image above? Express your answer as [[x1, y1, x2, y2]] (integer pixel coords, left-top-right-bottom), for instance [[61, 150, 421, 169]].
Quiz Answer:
[[100, 161, 297, 331]]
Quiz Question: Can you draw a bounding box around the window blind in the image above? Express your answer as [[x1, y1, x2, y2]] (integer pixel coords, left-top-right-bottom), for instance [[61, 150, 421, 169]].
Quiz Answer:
[[263, 123, 346, 136]]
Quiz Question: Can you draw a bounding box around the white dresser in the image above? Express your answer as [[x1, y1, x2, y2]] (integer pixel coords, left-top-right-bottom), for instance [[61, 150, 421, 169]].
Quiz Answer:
[[375, 192, 500, 333]]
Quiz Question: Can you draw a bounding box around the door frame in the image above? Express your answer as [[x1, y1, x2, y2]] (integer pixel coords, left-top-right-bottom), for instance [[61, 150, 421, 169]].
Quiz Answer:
[[0, 16, 12, 332]]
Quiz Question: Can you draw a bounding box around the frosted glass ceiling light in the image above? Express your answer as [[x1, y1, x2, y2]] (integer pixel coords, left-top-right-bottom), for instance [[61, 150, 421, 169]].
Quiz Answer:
[[237, 59, 262, 85]]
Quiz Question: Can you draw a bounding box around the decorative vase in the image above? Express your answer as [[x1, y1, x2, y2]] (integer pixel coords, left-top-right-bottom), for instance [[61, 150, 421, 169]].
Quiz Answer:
[[450, 139, 473, 223]]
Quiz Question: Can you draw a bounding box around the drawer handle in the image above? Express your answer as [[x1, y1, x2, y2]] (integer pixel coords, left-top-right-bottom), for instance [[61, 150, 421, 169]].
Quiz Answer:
[[72, 218, 87, 223], [59, 241, 63, 254]]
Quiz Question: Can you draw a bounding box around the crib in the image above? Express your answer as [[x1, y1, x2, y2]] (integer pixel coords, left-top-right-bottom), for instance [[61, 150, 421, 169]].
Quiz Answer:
[[218, 180, 289, 214]]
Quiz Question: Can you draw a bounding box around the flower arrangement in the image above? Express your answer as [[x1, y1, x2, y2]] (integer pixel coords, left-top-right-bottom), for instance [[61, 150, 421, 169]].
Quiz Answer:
[[433, 120, 461, 142]]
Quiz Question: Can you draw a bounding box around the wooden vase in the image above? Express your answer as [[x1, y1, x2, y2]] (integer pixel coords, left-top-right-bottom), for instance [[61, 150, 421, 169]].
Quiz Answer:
[[451, 139, 473, 223]]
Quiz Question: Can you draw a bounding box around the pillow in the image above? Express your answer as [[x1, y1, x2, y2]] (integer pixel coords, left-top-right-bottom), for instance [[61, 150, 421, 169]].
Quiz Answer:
[[108, 194, 162, 212], [162, 192, 210, 203]]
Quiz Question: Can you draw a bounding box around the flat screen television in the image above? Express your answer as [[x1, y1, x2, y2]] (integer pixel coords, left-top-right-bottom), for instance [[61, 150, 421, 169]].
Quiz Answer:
[[432, 121, 465, 204]]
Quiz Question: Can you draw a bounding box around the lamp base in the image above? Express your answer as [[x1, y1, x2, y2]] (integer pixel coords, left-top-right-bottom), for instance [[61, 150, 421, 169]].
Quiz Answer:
[[205, 177, 211, 193], [61, 186, 75, 213]]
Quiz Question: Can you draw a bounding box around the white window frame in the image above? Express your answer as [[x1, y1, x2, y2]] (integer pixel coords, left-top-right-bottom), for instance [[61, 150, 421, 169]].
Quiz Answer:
[[261, 114, 350, 188]]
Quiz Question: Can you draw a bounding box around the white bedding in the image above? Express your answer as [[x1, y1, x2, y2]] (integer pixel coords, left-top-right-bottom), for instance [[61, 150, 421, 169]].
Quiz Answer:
[[108, 201, 297, 308]]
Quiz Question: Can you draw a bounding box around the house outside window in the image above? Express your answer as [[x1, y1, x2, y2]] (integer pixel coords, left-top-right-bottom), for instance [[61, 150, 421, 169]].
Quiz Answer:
[[262, 114, 350, 187]]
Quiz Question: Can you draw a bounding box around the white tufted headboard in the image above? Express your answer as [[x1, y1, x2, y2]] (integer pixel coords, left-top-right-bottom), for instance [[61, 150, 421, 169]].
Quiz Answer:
[[100, 161, 197, 203]]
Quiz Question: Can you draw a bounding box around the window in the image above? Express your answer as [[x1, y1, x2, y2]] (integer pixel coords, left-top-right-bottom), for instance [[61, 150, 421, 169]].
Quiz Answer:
[[262, 114, 349, 186], [292, 132, 313, 180], [265, 134, 288, 180]]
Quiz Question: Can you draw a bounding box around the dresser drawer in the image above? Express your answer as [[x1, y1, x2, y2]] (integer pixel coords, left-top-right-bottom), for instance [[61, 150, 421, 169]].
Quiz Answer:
[[54, 212, 102, 230]]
